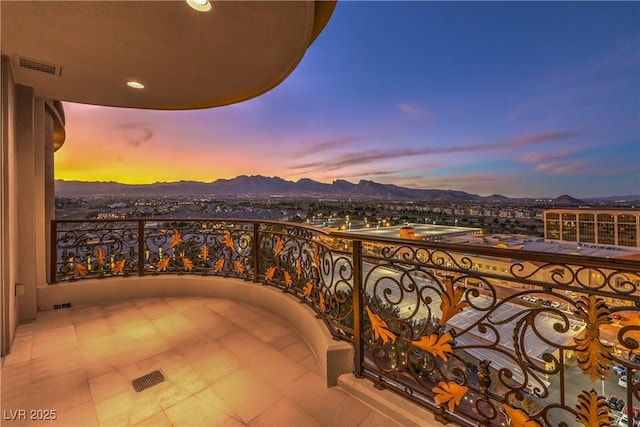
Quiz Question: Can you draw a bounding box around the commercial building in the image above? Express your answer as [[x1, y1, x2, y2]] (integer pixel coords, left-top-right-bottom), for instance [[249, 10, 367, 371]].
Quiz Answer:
[[544, 208, 640, 249]]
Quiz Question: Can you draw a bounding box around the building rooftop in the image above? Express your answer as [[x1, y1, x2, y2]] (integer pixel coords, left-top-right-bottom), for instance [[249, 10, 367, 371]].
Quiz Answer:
[[545, 208, 640, 213], [346, 224, 483, 240], [348, 224, 640, 259], [441, 233, 640, 259]]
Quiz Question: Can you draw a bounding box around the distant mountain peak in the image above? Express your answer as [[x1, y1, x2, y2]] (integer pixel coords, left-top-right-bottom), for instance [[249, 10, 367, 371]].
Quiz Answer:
[[552, 194, 584, 206], [55, 175, 504, 201]]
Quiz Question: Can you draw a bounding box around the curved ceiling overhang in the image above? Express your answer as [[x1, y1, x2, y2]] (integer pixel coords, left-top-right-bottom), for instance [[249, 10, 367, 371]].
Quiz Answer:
[[1, 1, 336, 110]]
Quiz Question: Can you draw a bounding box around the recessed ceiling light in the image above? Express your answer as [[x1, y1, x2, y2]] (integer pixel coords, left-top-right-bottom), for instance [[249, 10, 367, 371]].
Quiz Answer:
[[127, 81, 144, 89], [186, 0, 212, 12]]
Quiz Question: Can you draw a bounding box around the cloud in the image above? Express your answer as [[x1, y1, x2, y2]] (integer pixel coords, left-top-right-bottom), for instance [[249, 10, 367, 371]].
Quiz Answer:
[[380, 172, 514, 195], [114, 123, 155, 148], [518, 147, 581, 164], [511, 131, 580, 147], [292, 137, 355, 159], [397, 102, 433, 121], [292, 149, 415, 172], [534, 161, 591, 175], [320, 169, 404, 181], [291, 129, 579, 174], [407, 173, 503, 188]]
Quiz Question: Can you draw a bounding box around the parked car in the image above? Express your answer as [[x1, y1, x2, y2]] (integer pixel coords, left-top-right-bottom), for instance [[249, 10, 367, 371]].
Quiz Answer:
[[618, 414, 628, 427], [632, 354, 640, 365], [619, 375, 629, 388], [608, 395, 625, 412], [550, 301, 561, 308], [617, 414, 640, 427], [613, 365, 627, 376], [619, 374, 640, 388], [610, 313, 623, 321]]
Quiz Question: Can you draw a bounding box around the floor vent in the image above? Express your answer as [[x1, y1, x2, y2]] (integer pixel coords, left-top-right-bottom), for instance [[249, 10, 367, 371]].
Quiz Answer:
[[53, 302, 72, 310], [132, 370, 165, 392]]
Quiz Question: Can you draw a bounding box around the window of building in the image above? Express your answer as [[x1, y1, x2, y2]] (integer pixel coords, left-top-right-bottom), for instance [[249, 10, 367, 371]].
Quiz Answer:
[[546, 220, 560, 239], [618, 223, 637, 247], [562, 213, 577, 242], [597, 214, 614, 222], [618, 214, 636, 224], [579, 220, 595, 243], [598, 222, 615, 245]]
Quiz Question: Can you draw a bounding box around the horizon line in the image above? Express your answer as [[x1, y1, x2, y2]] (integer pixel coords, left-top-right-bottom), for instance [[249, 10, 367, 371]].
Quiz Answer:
[[52, 177, 640, 202]]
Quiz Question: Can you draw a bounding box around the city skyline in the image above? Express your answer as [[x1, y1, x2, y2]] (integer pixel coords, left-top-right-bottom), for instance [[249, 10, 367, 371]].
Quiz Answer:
[[55, 1, 640, 199]]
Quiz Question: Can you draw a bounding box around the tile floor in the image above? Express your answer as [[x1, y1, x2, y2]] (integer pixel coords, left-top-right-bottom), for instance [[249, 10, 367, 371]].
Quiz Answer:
[[1, 297, 398, 426]]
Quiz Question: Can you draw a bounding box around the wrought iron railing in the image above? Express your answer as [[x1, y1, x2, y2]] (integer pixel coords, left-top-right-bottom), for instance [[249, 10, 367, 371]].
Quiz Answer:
[[51, 219, 640, 427]]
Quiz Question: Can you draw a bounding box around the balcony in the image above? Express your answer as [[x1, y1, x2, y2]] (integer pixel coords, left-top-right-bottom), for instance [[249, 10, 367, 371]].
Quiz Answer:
[[4, 218, 640, 426], [1, 296, 400, 426]]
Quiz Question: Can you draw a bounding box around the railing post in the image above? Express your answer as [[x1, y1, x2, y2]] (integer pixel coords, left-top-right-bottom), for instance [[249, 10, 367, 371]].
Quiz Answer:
[[253, 222, 260, 283], [50, 220, 58, 284], [352, 239, 364, 378], [138, 220, 145, 276]]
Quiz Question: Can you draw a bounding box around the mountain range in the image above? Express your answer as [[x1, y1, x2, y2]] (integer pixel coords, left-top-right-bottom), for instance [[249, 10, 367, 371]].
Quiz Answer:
[[54, 175, 639, 204]]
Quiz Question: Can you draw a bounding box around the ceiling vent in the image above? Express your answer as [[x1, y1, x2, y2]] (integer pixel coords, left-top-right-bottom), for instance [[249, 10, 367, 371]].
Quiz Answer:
[[16, 56, 61, 77]]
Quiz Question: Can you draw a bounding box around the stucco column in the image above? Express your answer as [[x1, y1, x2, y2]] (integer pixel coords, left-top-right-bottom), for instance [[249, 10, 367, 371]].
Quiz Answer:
[[34, 98, 46, 288], [44, 105, 56, 283], [15, 84, 46, 321], [1, 55, 16, 355]]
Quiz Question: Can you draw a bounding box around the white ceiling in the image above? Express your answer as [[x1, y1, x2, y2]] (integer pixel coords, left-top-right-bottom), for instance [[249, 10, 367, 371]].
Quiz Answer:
[[1, 1, 335, 110]]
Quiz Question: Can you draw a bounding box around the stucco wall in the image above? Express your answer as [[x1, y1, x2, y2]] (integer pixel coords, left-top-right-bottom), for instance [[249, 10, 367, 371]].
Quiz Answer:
[[1, 55, 18, 355], [0, 57, 51, 356]]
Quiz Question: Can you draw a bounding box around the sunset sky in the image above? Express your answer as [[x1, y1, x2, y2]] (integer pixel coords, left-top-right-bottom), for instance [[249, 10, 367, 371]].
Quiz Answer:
[[55, 1, 640, 199]]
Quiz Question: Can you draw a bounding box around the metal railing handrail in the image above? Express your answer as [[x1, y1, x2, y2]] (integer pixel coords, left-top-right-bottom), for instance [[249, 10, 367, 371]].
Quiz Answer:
[[51, 217, 640, 272]]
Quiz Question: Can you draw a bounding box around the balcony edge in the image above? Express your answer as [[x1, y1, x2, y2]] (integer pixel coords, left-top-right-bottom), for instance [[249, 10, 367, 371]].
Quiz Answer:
[[338, 374, 450, 427]]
